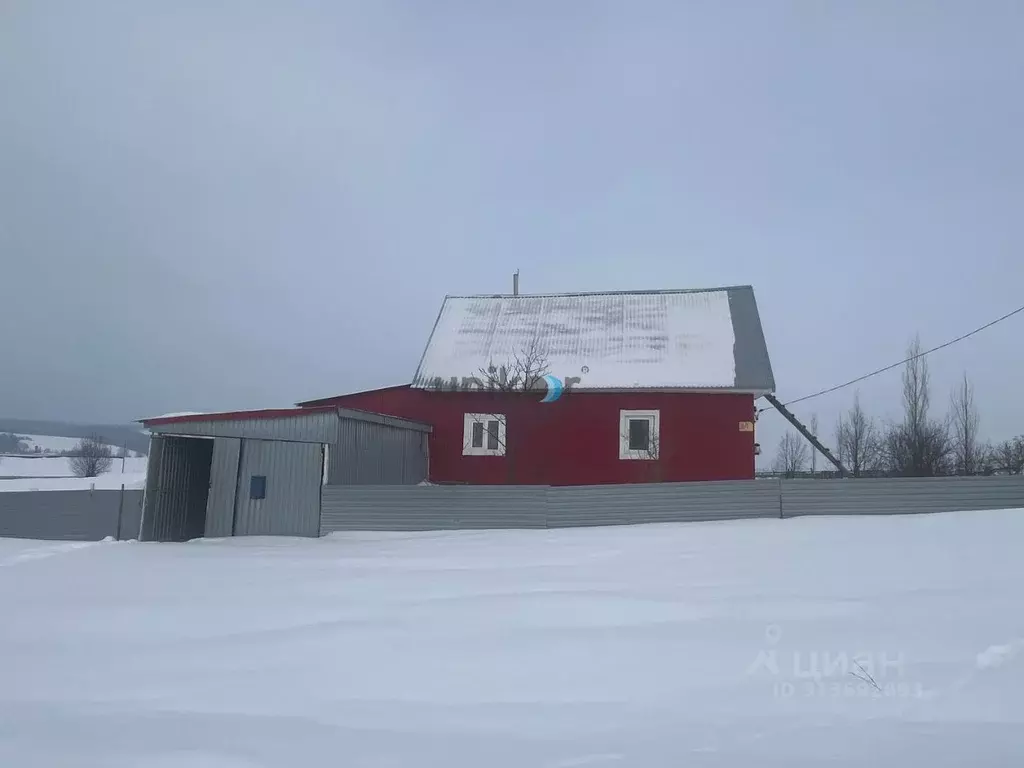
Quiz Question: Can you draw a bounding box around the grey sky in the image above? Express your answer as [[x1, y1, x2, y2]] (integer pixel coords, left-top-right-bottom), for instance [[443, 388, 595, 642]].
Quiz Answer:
[[2, 1, 1022, 462]]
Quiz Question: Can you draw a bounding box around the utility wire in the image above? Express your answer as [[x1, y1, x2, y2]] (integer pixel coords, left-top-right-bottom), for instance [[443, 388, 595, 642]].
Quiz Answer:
[[761, 301, 1024, 413]]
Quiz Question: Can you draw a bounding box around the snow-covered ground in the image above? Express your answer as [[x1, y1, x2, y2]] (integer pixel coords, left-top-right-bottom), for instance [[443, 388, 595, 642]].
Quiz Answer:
[[0, 456, 148, 491], [2, 510, 1023, 766]]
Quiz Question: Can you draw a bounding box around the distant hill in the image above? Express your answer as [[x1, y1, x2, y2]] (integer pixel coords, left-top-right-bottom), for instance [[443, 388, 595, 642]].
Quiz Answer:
[[0, 419, 150, 455]]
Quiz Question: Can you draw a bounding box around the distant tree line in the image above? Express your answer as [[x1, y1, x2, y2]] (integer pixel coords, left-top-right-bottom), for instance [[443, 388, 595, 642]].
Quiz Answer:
[[772, 335, 1024, 478]]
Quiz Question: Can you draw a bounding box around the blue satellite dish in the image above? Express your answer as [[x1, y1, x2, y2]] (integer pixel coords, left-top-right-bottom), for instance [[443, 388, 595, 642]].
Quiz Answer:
[[540, 374, 563, 403]]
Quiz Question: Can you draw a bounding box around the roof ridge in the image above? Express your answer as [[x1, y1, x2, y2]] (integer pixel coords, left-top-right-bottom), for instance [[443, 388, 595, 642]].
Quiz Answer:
[[443, 285, 750, 300]]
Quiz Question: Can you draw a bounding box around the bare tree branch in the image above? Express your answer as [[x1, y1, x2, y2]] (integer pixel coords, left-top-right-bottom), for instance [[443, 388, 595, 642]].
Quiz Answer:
[[850, 659, 882, 692], [835, 392, 880, 477], [772, 431, 809, 478], [478, 337, 551, 392], [992, 436, 1024, 475], [881, 335, 952, 477], [950, 372, 982, 475], [69, 435, 113, 478]]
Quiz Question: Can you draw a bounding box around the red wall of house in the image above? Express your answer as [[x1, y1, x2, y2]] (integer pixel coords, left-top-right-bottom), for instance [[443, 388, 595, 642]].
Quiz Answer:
[[306, 386, 756, 485]]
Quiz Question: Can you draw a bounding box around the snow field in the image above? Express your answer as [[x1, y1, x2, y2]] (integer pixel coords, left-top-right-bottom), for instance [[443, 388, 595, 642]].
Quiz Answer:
[[1, 510, 1023, 766], [0, 456, 148, 491]]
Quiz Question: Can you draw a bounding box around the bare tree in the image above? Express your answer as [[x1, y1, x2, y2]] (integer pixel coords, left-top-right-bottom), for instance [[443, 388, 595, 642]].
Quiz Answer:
[[881, 335, 951, 476], [773, 431, 809, 478], [619, 424, 660, 459], [617, 423, 664, 481], [834, 413, 846, 468], [835, 392, 880, 477], [992, 436, 1024, 475], [903, 334, 929, 437], [949, 372, 982, 475], [463, 340, 557, 483], [478, 336, 552, 392], [882, 421, 953, 477], [977, 442, 997, 475], [69, 435, 113, 478]]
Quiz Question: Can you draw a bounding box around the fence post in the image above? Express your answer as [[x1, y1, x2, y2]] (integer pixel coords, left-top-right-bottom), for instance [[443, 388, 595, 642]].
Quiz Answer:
[[115, 484, 125, 541], [778, 477, 784, 519]]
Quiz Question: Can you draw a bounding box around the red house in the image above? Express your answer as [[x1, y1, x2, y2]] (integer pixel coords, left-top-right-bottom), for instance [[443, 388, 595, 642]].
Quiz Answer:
[[300, 286, 775, 485]]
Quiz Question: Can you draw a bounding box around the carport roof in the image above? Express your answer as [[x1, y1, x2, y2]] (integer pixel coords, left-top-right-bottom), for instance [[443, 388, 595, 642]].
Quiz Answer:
[[141, 406, 335, 428], [140, 406, 432, 433]]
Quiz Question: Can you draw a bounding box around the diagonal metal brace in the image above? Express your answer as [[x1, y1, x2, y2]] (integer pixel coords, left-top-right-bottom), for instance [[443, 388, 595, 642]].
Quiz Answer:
[[762, 393, 848, 477]]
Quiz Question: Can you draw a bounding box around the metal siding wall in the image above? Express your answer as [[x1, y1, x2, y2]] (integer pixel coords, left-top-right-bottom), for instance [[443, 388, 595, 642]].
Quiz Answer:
[[150, 411, 338, 442], [329, 419, 429, 485], [781, 476, 1024, 517], [0, 488, 144, 541], [407, 432, 429, 483], [321, 485, 548, 531], [235, 439, 322, 537], [139, 434, 163, 539], [141, 436, 177, 541], [205, 437, 241, 537]]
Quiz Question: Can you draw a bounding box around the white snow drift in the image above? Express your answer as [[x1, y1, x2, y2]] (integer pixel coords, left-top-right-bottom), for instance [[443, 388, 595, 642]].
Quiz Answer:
[[2, 509, 1023, 766]]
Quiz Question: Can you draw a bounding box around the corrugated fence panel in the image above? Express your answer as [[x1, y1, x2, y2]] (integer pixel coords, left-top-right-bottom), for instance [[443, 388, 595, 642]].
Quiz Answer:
[[320, 485, 548, 532], [548, 479, 782, 527], [117, 490, 145, 540], [781, 476, 1024, 517], [0, 488, 142, 541], [321, 477, 1024, 532]]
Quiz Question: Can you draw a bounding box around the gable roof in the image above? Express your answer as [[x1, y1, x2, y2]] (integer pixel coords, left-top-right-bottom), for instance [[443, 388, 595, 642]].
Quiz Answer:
[[411, 285, 775, 393]]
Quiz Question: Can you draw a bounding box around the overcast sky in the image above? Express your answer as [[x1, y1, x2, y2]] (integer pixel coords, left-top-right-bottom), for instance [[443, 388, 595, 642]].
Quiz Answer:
[[2, 1, 1022, 462]]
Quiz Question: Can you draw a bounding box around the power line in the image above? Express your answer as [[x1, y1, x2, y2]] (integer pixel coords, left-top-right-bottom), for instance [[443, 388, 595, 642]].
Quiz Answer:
[[761, 301, 1024, 413]]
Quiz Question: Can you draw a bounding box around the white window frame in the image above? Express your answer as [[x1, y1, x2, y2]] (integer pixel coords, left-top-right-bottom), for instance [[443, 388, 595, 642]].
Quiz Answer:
[[619, 409, 660, 460], [463, 413, 507, 456]]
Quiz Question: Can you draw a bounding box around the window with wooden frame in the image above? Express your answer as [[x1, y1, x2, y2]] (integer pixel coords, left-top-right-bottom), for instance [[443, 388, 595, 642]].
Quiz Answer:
[[463, 413, 507, 456], [619, 410, 660, 460]]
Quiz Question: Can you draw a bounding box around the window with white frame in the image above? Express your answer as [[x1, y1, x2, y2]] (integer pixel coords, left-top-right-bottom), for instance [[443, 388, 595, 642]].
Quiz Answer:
[[619, 409, 660, 460], [463, 413, 507, 456]]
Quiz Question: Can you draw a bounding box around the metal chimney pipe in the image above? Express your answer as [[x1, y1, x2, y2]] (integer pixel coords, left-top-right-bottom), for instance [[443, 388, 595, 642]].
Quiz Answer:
[[513, 269, 519, 296]]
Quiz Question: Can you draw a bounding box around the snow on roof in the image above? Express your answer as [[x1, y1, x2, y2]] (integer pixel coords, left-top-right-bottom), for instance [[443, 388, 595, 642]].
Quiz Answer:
[[139, 407, 333, 427], [141, 412, 206, 421], [412, 286, 775, 392]]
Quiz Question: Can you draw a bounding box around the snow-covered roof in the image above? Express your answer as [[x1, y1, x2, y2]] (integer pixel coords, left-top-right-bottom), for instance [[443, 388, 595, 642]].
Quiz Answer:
[[412, 286, 775, 393]]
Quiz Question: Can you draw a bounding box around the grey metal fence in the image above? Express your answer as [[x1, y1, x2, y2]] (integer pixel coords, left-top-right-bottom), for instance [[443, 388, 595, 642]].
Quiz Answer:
[[8, 477, 1024, 541], [0, 487, 144, 541], [547, 480, 781, 528], [320, 485, 549, 531], [780, 476, 1024, 517], [321, 480, 782, 532], [321, 476, 1024, 533]]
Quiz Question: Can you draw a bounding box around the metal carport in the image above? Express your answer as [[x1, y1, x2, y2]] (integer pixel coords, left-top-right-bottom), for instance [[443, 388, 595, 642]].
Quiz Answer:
[[139, 407, 430, 541]]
